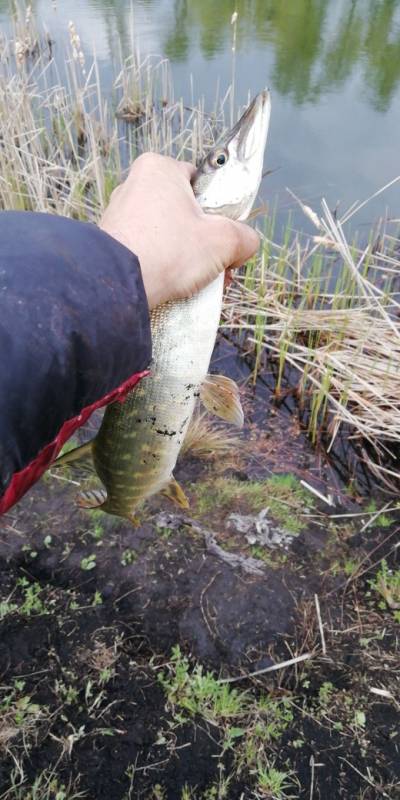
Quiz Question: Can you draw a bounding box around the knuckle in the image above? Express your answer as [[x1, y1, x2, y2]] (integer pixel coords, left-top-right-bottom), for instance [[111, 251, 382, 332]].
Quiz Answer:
[[136, 151, 154, 163], [132, 152, 160, 170]]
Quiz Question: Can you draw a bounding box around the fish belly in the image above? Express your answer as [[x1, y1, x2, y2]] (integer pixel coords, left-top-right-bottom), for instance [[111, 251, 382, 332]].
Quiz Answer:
[[93, 274, 223, 514]]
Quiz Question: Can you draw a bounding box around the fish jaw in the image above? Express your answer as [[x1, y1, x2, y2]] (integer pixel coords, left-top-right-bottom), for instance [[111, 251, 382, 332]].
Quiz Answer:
[[192, 89, 271, 221]]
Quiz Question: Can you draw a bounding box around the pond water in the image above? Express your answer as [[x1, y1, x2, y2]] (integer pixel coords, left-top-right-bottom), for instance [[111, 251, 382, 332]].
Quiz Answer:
[[1, 0, 400, 231]]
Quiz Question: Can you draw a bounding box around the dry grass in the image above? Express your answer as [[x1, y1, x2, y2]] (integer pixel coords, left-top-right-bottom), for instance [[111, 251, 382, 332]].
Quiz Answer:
[[223, 197, 400, 485], [2, 4, 400, 485], [85, 638, 120, 679], [181, 411, 242, 461]]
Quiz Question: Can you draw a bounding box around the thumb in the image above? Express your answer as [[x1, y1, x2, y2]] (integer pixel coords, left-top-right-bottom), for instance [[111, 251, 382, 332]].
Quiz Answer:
[[207, 215, 260, 271], [229, 220, 260, 268]]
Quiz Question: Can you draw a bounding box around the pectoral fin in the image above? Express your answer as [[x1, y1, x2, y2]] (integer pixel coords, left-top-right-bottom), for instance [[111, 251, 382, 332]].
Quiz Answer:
[[161, 477, 190, 509], [77, 488, 107, 509], [200, 374, 244, 428], [54, 440, 94, 467]]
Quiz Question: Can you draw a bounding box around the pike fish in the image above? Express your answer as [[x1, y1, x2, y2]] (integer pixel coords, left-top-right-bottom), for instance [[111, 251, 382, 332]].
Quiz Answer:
[[57, 90, 271, 522]]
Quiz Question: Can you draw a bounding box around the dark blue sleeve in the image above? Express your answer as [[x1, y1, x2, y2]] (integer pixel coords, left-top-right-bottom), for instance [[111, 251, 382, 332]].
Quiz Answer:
[[0, 211, 152, 499]]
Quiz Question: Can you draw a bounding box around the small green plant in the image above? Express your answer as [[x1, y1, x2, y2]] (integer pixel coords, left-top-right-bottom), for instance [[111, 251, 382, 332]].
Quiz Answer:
[[331, 557, 361, 578], [12, 695, 42, 726], [369, 559, 400, 613], [343, 558, 359, 577], [353, 709, 366, 729], [16, 578, 49, 615], [159, 646, 297, 792], [0, 598, 18, 619], [250, 546, 287, 567], [0, 681, 44, 752], [121, 548, 137, 566], [55, 680, 79, 706], [21, 544, 38, 559], [98, 667, 113, 687], [156, 525, 174, 539], [92, 591, 103, 607], [237, 697, 294, 776], [1, 682, 41, 722], [7, 769, 85, 800], [203, 788, 218, 800], [180, 786, 195, 800], [364, 500, 393, 528], [158, 645, 249, 725], [150, 786, 166, 800], [91, 523, 104, 541], [80, 554, 96, 571], [255, 764, 297, 799], [318, 681, 334, 707]]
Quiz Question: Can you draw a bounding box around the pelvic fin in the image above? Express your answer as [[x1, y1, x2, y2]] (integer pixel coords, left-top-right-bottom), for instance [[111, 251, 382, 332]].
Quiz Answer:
[[200, 374, 244, 428], [161, 477, 190, 509]]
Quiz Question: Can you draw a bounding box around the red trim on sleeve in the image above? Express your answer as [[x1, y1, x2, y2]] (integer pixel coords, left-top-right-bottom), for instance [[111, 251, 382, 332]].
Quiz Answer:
[[0, 370, 149, 516]]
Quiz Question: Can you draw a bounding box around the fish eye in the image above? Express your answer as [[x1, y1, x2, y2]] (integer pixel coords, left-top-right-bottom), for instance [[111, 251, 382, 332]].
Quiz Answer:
[[209, 149, 229, 168]]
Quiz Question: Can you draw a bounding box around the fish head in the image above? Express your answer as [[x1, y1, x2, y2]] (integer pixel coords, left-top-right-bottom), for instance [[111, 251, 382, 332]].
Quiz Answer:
[[192, 89, 271, 221]]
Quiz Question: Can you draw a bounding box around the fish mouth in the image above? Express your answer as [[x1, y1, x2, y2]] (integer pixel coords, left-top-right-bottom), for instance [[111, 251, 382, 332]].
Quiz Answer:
[[227, 89, 271, 161]]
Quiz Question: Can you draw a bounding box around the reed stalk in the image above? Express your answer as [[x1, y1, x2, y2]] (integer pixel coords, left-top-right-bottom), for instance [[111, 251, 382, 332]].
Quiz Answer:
[[2, 4, 400, 485]]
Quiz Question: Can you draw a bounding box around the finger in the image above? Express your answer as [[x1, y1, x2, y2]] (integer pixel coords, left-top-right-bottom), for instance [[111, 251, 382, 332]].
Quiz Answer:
[[129, 152, 196, 182], [176, 160, 197, 182], [208, 216, 260, 270], [229, 220, 260, 268]]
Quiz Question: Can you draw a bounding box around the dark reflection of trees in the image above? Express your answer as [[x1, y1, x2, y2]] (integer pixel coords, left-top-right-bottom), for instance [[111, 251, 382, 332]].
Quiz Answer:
[[88, 0, 132, 58], [164, 0, 189, 61], [162, 0, 400, 111], [88, 0, 157, 61], [45, 0, 400, 111], [265, 0, 328, 104], [364, 0, 400, 111], [321, 2, 363, 89]]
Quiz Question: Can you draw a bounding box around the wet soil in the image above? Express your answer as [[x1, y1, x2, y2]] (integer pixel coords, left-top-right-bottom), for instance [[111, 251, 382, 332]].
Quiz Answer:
[[0, 349, 399, 799]]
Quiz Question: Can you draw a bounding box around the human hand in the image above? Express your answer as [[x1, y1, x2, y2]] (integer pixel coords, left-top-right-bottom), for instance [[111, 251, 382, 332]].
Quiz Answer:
[[99, 153, 260, 309]]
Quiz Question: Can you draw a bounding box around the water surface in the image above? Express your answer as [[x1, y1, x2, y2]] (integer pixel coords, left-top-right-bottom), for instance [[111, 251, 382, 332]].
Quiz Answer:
[[1, 0, 400, 229]]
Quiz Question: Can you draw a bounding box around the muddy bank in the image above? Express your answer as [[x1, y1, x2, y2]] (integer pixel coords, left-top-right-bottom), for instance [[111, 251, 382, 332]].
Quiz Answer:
[[0, 396, 398, 799]]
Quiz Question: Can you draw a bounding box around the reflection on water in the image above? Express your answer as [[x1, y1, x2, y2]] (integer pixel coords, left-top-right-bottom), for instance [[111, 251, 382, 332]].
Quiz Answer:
[[84, 0, 400, 112], [0, 0, 400, 221], [166, 0, 400, 112], [3, 0, 400, 109]]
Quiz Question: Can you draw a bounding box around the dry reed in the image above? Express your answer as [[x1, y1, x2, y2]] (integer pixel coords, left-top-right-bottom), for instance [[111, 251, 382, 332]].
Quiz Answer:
[[223, 197, 400, 484], [2, 4, 400, 485]]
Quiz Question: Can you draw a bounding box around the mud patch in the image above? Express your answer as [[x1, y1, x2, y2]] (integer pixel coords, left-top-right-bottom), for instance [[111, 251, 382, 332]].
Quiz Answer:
[[0, 388, 399, 797]]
